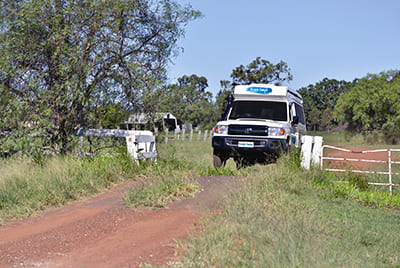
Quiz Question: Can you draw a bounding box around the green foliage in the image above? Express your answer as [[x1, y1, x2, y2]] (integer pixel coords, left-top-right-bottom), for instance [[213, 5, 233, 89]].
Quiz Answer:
[[382, 114, 400, 144], [309, 107, 321, 132], [0, 0, 200, 153], [93, 103, 129, 129], [346, 173, 369, 191], [215, 80, 233, 117], [231, 57, 293, 85], [320, 107, 334, 132], [298, 78, 353, 130], [155, 74, 218, 129], [335, 70, 400, 138]]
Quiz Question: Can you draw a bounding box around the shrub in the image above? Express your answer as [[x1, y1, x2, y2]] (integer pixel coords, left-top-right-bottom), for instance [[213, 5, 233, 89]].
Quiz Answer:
[[346, 173, 369, 191], [382, 115, 400, 144]]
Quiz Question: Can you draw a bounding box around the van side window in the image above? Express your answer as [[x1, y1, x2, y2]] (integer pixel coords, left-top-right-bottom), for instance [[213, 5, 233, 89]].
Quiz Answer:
[[294, 104, 305, 124]]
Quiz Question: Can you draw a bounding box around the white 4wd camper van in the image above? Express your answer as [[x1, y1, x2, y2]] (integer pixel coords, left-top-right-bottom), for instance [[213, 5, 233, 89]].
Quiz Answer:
[[212, 83, 306, 168]]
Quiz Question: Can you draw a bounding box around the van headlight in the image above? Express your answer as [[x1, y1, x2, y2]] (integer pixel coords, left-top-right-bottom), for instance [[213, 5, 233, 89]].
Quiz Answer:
[[268, 127, 285, 136], [214, 125, 228, 134]]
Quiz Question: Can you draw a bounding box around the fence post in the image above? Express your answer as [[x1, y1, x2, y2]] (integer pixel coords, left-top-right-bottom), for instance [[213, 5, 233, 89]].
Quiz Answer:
[[301, 136, 313, 169], [301, 136, 323, 169], [204, 130, 208, 141], [165, 129, 168, 144], [312, 136, 323, 166], [197, 130, 201, 141], [389, 149, 392, 194], [182, 129, 185, 141], [190, 129, 193, 142]]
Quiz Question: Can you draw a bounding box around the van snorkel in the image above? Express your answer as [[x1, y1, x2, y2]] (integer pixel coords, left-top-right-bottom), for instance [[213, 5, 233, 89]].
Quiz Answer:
[[221, 93, 235, 120]]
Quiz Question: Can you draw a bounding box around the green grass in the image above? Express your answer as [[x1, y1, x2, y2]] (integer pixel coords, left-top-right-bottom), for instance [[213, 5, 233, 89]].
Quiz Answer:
[[123, 178, 202, 209], [175, 155, 400, 267], [312, 171, 400, 209], [0, 150, 140, 222], [2, 135, 400, 267]]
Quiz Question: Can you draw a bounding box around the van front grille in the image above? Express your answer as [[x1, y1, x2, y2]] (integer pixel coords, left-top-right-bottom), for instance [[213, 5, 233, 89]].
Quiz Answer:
[[228, 125, 268, 136]]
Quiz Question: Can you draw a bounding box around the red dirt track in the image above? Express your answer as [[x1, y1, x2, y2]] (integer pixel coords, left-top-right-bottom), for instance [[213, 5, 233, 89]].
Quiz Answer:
[[0, 177, 243, 267]]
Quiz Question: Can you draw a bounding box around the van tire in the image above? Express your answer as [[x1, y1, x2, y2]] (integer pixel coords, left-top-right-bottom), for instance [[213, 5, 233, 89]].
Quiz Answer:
[[213, 153, 227, 168]]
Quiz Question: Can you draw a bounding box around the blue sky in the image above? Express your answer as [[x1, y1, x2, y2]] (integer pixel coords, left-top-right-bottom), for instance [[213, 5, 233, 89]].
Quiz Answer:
[[168, 0, 400, 97]]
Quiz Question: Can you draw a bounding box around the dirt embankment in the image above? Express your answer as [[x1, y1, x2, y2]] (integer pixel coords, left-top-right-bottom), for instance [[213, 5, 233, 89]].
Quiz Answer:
[[0, 176, 244, 267]]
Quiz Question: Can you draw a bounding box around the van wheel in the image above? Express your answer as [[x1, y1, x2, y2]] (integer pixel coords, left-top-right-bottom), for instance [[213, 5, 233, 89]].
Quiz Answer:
[[213, 154, 227, 168]]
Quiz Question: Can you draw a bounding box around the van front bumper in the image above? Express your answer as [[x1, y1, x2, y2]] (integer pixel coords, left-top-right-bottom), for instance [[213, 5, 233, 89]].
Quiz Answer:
[[212, 136, 287, 154]]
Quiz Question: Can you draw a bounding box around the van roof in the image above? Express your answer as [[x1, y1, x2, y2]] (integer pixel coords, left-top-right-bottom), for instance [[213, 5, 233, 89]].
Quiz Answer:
[[233, 84, 302, 103]]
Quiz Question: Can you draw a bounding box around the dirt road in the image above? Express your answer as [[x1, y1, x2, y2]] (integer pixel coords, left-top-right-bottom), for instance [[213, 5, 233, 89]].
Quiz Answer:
[[0, 176, 243, 267], [2, 146, 385, 267]]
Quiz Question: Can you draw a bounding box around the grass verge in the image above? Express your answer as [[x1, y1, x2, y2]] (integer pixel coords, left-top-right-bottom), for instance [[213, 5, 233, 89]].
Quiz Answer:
[[177, 155, 400, 267], [123, 178, 202, 209], [0, 149, 139, 222]]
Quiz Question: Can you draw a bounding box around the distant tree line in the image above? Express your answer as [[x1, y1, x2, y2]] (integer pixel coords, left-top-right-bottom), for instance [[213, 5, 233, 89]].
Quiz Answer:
[[298, 78, 354, 132], [299, 70, 400, 144]]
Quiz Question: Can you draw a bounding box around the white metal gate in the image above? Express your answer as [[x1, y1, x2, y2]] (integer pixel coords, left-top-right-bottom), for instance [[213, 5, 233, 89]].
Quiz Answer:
[[321, 145, 400, 193]]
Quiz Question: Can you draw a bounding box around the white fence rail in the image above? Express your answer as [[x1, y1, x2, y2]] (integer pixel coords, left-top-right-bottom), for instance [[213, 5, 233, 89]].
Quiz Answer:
[[320, 145, 400, 193]]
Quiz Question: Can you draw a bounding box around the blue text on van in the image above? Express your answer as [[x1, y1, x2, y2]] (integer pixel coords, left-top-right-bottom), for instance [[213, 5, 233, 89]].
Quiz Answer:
[[246, 87, 272, 95]]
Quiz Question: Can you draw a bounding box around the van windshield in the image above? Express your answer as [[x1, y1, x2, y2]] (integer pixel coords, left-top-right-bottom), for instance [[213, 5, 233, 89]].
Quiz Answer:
[[229, 101, 287, 121]]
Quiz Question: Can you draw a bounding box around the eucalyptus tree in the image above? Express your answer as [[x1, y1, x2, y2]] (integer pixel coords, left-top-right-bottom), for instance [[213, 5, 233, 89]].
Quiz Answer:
[[0, 0, 200, 153]]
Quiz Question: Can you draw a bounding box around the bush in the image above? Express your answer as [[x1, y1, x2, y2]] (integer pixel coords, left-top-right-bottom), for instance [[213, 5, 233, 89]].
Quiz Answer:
[[382, 115, 400, 144], [364, 130, 382, 145], [346, 173, 369, 191]]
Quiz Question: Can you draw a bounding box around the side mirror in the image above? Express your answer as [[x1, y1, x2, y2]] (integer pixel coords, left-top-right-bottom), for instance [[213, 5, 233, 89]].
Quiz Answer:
[[292, 116, 299, 126]]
